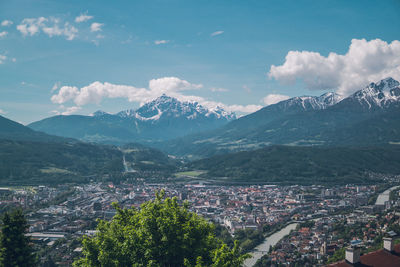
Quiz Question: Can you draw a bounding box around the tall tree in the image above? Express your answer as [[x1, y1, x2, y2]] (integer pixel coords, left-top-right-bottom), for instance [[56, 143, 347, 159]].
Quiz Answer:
[[74, 191, 249, 266], [0, 208, 36, 267]]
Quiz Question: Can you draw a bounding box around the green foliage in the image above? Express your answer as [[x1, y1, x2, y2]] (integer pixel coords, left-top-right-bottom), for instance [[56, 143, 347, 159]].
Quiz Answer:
[[0, 209, 36, 267], [189, 145, 400, 185], [123, 143, 179, 173], [297, 220, 315, 229], [74, 191, 249, 266], [327, 247, 345, 264], [233, 229, 264, 253], [0, 140, 123, 185], [213, 224, 234, 248]]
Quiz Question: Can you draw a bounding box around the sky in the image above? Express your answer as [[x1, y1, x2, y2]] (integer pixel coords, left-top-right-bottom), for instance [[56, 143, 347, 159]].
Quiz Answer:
[[0, 0, 399, 124]]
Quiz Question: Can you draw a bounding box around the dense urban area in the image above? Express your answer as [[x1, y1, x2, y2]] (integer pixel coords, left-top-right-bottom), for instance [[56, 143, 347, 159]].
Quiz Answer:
[[1, 173, 400, 266]]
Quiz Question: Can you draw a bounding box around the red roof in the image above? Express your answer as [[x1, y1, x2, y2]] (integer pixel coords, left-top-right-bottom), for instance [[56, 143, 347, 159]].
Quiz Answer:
[[328, 244, 400, 267]]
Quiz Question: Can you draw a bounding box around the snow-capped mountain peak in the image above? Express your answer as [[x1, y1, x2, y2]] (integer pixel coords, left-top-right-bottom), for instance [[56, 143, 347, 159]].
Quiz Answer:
[[317, 92, 344, 106], [277, 92, 342, 112], [207, 106, 236, 120], [374, 77, 399, 92], [116, 109, 137, 118], [349, 77, 400, 109], [115, 94, 236, 122]]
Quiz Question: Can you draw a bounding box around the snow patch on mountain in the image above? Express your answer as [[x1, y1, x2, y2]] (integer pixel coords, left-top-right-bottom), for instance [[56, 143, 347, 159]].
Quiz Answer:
[[349, 77, 400, 109], [116, 109, 136, 118], [116, 94, 236, 121], [277, 92, 343, 111]]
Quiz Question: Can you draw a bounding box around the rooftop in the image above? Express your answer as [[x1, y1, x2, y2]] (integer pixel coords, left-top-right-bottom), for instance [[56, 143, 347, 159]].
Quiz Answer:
[[328, 244, 400, 267]]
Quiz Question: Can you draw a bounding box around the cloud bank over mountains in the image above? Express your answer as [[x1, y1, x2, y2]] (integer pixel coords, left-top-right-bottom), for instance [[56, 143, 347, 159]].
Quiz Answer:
[[50, 38, 400, 116], [269, 39, 400, 96], [262, 94, 290, 105], [50, 77, 263, 115]]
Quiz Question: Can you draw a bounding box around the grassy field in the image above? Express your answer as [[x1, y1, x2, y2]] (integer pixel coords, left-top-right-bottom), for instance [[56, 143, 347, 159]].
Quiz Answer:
[[40, 167, 73, 174], [174, 170, 205, 178]]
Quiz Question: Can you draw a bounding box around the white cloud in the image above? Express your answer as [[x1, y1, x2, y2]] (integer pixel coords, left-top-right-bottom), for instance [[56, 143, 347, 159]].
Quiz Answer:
[[154, 40, 169, 45], [51, 77, 202, 106], [17, 17, 47, 36], [61, 106, 81, 115], [263, 94, 290, 106], [148, 77, 202, 92], [0, 31, 8, 38], [50, 77, 262, 115], [0, 109, 7, 115], [11, 58, 16, 62], [269, 38, 400, 96], [90, 22, 103, 32], [227, 104, 263, 113], [1, 20, 13, 27], [51, 82, 61, 93], [210, 87, 229, 92], [51, 106, 81, 115], [17, 17, 78, 40], [75, 13, 93, 23], [42, 22, 78, 40], [0, 54, 6, 64], [51, 86, 80, 104], [211, 30, 224, 37]]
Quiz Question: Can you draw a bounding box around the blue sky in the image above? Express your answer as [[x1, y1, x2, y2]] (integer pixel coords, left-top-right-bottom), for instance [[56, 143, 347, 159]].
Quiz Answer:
[[1, 0, 399, 124]]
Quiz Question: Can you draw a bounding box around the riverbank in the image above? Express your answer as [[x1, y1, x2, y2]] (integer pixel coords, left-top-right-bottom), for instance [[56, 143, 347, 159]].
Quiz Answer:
[[375, 185, 400, 206], [243, 222, 299, 267]]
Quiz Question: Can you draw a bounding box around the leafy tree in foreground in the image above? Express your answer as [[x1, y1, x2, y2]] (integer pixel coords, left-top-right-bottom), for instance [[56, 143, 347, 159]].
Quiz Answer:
[[0, 208, 36, 267], [74, 191, 249, 267]]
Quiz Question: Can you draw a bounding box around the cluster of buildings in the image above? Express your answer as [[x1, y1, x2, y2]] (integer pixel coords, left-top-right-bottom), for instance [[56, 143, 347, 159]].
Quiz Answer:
[[261, 189, 400, 266], [0, 181, 399, 266]]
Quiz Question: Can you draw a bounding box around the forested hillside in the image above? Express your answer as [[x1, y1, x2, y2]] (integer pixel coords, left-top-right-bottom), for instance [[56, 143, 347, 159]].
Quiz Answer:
[[189, 145, 400, 185], [0, 140, 123, 185]]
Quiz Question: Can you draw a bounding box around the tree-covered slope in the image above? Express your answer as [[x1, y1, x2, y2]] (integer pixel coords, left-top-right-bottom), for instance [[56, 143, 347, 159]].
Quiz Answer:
[[188, 145, 400, 185], [122, 143, 180, 173], [0, 140, 123, 185], [0, 115, 70, 143], [156, 78, 400, 158], [157, 108, 391, 158]]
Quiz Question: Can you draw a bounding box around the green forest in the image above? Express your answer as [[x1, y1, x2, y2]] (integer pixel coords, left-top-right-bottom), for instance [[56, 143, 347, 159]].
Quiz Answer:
[[0, 140, 123, 185], [189, 145, 400, 185]]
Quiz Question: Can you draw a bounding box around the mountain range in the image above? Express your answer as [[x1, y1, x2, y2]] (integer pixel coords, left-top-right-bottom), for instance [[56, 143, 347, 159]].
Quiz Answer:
[[0, 115, 77, 143], [1, 77, 400, 185], [29, 95, 236, 144], [23, 77, 400, 159], [0, 115, 178, 185], [158, 77, 400, 158]]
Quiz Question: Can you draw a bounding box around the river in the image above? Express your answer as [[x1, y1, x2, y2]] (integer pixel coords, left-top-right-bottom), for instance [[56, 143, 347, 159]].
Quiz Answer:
[[243, 222, 299, 267], [375, 185, 400, 206]]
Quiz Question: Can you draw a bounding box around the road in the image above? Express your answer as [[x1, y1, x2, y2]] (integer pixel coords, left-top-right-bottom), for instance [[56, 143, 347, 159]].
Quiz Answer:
[[122, 154, 135, 173]]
